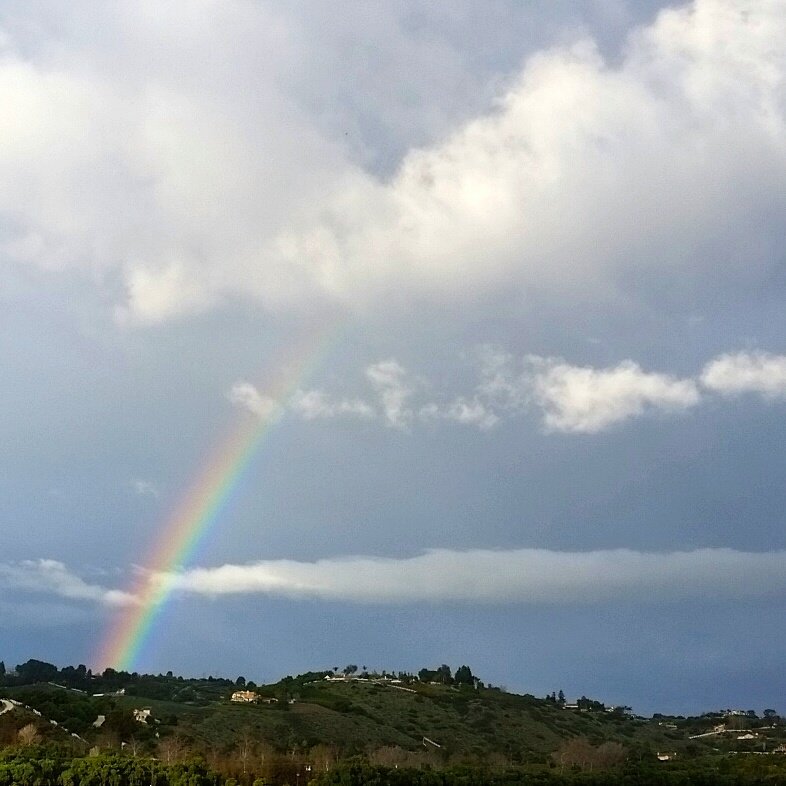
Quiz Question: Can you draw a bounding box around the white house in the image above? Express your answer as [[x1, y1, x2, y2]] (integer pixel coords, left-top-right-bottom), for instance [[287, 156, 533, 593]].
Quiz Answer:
[[231, 690, 259, 703], [133, 708, 152, 723]]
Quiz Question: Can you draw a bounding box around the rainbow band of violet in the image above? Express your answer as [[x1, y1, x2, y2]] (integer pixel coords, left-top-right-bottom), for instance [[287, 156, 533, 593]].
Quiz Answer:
[[97, 322, 341, 671]]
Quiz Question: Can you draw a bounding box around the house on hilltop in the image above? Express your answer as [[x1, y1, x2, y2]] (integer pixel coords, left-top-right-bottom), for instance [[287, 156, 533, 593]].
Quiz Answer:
[[231, 690, 259, 703]]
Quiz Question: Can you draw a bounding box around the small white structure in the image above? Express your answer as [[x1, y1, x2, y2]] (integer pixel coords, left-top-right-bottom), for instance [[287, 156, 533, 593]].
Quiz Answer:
[[657, 752, 676, 761], [231, 690, 259, 703], [93, 715, 106, 728], [133, 708, 152, 723]]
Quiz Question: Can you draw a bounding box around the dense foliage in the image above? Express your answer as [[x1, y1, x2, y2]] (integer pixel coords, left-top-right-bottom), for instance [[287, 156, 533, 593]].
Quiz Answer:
[[313, 759, 786, 786], [1, 748, 785, 786], [0, 748, 221, 786]]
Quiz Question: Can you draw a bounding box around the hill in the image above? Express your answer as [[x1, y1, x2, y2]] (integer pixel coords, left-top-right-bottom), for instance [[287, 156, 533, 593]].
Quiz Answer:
[[1, 659, 785, 784]]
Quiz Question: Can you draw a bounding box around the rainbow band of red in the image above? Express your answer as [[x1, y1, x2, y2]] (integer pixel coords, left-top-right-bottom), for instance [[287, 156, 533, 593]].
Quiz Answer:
[[97, 323, 340, 671]]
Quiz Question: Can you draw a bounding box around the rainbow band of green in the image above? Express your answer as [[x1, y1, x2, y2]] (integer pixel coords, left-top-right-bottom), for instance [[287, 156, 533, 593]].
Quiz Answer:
[[97, 323, 341, 671]]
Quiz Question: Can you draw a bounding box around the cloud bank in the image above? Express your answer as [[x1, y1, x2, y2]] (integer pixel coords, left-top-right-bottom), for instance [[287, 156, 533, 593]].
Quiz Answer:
[[0, 560, 135, 607], [163, 548, 786, 604], [1, 1, 784, 321], [4, 549, 786, 608]]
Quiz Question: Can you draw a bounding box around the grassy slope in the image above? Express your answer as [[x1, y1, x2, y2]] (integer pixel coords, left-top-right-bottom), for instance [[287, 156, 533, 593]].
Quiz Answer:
[[132, 680, 694, 759], [9, 677, 776, 760]]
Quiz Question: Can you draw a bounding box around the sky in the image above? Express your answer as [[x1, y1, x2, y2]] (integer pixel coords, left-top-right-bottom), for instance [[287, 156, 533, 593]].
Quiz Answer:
[[1, 0, 786, 716]]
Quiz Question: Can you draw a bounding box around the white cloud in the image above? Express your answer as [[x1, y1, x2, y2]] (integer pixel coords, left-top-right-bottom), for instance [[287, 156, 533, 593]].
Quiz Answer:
[[420, 397, 499, 430], [228, 381, 281, 421], [289, 389, 375, 420], [527, 357, 701, 433], [266, 0, 786, 311], [476, 347, 529, 413], [119, 260, 219, 325], [229, 381, 374, 423], [162, 547, 786, 605], [130, 478, 159, 498], [1, 1, 784, 321], [701, 351, 786, 397], [365, 360, 414, 428], [0, 559, 136, 607]]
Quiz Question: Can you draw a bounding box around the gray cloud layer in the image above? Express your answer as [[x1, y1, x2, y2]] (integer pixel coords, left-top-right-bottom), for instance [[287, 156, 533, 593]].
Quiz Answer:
[[164, 548, 786, 604], [4, 549, 785, 608]]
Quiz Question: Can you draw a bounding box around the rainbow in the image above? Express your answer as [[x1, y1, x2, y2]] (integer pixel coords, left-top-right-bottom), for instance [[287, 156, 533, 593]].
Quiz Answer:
[[98, 323, 340, 671]]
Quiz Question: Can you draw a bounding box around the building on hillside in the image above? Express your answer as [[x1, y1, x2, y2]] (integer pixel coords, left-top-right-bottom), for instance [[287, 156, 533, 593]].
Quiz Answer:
[[231, 690, 259, 703], [133, 708, 152, 723]]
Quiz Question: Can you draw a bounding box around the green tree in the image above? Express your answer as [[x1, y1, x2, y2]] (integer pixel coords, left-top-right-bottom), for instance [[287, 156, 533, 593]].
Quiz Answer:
[[436, 664, 453, 684], [15, 659, 58, 683], [453, 665, 474, 685]]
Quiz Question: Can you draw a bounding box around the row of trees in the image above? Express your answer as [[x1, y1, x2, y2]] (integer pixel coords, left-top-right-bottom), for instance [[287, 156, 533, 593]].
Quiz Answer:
[[0, 659, 244, 707], [1, 658, 243, 690], [311, 755, 786, 786], [417, 665, 478, 686], [281, 664, 481, 687], [3, 748, 786, 786]]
